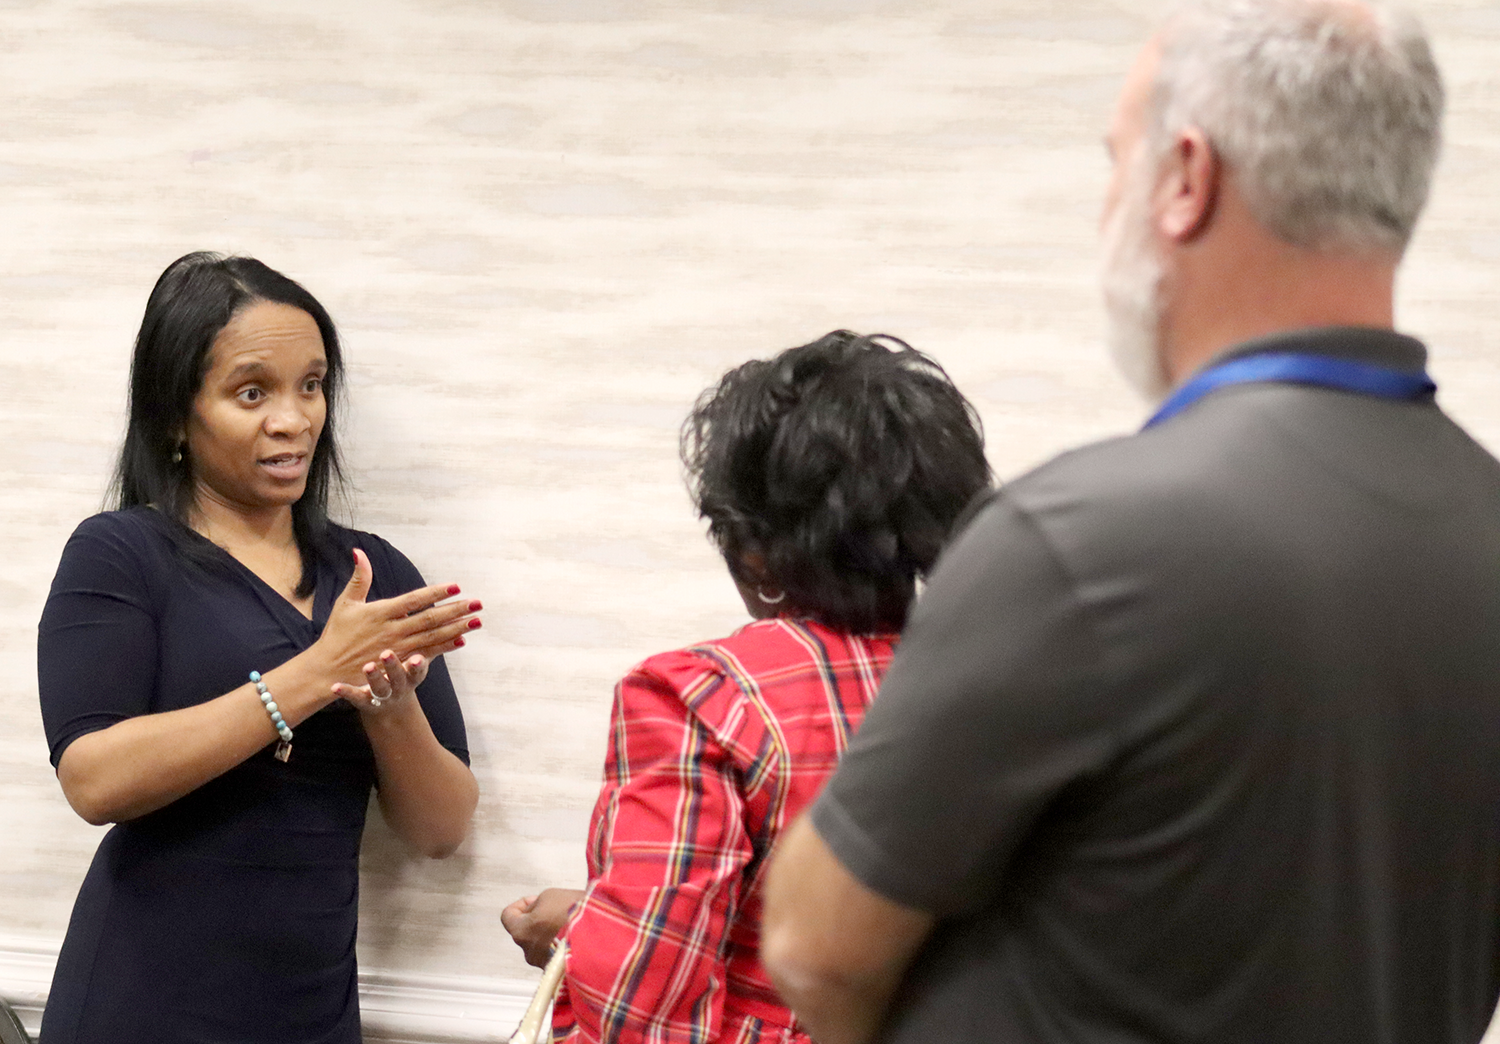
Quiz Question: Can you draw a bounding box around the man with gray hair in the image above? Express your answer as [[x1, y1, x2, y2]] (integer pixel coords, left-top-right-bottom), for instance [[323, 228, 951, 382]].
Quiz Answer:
[[762, 2, 1500, 1042]]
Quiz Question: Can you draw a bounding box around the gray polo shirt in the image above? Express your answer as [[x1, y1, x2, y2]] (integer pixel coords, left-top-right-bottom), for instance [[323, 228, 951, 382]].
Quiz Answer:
[[812, 327, 1500, 1043]]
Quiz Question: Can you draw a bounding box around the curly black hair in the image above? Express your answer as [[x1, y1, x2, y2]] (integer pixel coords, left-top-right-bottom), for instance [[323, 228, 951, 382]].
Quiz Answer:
[[682, 330, 990, 633]]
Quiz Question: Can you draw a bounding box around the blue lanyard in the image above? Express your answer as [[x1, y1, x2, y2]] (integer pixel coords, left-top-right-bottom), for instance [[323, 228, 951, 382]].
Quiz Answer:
[[1143, 352, 1436, 430]]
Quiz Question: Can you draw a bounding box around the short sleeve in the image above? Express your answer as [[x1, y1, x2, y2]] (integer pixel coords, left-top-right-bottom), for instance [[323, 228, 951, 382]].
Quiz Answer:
[[38, 515, 160, 768], [357, 532, 470, 765], [810, 491, 1113, 916]]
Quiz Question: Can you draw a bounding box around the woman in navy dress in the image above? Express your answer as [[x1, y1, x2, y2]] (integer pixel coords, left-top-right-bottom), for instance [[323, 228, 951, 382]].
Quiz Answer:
[[36, 253, 482, 1043]]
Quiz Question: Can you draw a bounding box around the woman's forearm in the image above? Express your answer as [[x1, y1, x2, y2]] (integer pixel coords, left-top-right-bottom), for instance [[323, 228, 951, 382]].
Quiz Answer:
[[363, 697, 478, 858], [55, 558, 481, 828], [55, 651, 341, 825]]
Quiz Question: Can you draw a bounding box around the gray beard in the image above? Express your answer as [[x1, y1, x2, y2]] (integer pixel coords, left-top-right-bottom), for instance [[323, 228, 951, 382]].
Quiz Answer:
[[1099, 159, 1171, 403]]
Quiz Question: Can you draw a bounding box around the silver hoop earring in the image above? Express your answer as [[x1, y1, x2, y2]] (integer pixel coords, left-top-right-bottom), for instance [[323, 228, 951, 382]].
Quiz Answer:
[[757, 587, 786, 605]]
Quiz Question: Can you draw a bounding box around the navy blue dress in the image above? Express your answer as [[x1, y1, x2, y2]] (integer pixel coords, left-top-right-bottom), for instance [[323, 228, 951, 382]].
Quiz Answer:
[[36, 507, 470, 1044]]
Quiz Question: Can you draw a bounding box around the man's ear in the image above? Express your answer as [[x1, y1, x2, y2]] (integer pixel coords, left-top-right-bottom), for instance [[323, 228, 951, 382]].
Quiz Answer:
[[1155, 126, 1220, 242]]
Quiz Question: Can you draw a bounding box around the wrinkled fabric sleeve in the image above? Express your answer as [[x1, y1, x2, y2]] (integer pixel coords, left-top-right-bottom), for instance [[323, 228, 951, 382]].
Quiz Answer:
[[358, 532, 470, 765], [554, 660, 751, 1044], [810, 491, 1111, 917], [38, 515, 159, 768]]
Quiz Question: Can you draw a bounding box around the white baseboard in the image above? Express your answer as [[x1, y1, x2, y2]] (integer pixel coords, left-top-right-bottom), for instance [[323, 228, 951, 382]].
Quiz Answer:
[[359, 966, 537, 1043], [0, 934, 539, 1043]]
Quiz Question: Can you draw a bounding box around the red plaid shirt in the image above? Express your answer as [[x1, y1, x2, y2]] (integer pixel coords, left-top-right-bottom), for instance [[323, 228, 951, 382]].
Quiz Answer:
[[552, 617, 897, 1044]]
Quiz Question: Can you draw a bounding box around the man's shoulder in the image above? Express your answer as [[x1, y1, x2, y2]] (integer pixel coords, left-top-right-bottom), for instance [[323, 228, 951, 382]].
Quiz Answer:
[[972, 424, 1220, 545], [949, 406, 1308, 599], [958, 379, 1500, 608], [991, 383, 1353, 538]]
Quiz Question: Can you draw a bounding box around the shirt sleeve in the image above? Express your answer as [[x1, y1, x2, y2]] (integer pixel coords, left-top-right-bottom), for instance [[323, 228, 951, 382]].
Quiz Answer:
[[810, 490, 1113, 916], [357, 532, 470, 765], [554, 660, 751, 1044], [37, 514, 160, 768]]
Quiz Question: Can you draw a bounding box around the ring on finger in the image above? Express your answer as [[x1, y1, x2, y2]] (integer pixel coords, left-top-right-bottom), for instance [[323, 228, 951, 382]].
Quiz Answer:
[[370, 691, 389, 708]]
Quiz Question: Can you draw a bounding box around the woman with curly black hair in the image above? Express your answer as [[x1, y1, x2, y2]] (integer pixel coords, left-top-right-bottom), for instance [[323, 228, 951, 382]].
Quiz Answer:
[[502, 330, 990, 1044]]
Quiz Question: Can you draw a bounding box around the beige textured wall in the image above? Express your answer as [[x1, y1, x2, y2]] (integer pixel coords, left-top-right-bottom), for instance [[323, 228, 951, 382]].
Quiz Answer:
[[2, 0, 1498, 996]]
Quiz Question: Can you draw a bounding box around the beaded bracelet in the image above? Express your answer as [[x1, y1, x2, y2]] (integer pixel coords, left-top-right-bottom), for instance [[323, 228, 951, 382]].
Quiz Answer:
[[249, 671, 293, 763]]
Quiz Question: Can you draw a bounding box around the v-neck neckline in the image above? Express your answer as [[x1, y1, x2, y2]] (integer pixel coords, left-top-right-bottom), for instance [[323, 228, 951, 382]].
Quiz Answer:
[[228, 553, 315, 616], [223, 551, 330, 641]]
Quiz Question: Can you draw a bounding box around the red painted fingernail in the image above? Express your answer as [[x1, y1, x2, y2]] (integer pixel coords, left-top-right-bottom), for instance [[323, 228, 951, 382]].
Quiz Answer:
[[468, 618, 482, 630], [447, 584, 461, 596], [454, 636, 466, 648], [468, 600, 482, 612]]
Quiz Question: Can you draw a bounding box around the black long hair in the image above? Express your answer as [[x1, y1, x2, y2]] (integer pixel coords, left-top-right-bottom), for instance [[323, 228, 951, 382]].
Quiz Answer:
[[109, 252, 346, 596], [682, 330, 991, 633]]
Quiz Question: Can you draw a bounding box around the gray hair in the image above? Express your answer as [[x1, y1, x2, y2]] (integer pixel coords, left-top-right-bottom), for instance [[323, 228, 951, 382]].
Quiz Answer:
[[1151, 0, 1444, 253]]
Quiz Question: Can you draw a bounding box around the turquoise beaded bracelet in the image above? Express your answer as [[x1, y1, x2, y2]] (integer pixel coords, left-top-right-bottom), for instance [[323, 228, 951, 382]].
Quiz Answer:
[[249, 671, 293, 763]]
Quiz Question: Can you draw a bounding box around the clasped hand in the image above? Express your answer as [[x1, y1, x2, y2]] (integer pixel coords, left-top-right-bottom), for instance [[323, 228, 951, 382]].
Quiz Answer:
[[333, 650, 428, 714], [503, 888, 586, 968]]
